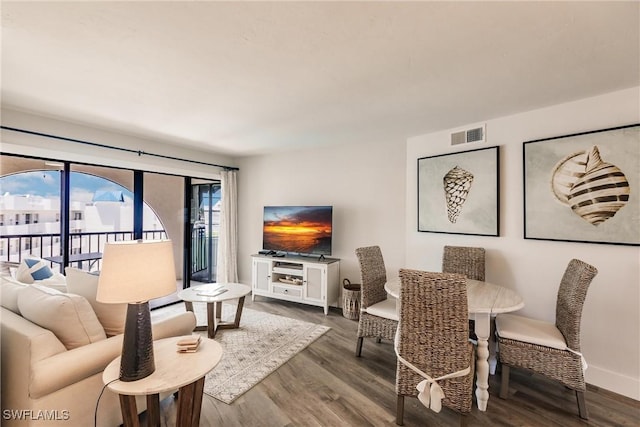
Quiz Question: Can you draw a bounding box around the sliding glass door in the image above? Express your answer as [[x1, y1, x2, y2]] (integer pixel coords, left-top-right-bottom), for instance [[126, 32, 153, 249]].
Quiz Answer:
[[190, 180, 221, 284]]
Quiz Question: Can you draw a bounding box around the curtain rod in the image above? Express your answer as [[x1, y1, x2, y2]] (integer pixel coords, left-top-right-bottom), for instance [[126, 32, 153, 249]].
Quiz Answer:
[[0, 125, 239, 171]]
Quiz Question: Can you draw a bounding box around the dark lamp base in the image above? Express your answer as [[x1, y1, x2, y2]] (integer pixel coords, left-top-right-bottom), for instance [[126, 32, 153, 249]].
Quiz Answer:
[[119, 301, 155, 382]]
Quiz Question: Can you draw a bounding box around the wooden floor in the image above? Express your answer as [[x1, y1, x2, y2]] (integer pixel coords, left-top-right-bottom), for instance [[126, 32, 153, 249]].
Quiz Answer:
[[146, 297, 639, 427]]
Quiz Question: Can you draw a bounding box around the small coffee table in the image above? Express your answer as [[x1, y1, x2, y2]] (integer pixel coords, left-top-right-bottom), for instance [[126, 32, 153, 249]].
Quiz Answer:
[[178, 282, 252, 338]]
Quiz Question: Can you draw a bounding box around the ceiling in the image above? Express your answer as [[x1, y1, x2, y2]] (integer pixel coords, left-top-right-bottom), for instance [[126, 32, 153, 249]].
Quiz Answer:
[[2, 1, 639, 157]]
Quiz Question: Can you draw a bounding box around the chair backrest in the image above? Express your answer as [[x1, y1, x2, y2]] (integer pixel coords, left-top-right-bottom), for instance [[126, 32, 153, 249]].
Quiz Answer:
[[442, 245, 486, 281], [555, 259, 598, 351], [397, 269, 469, 383], [355, 246, 387, 308]]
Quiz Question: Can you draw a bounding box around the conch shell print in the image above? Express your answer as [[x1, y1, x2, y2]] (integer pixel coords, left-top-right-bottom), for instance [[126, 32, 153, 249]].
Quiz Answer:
[[551, 145, 630, 226], [443, 166, 474, 223]]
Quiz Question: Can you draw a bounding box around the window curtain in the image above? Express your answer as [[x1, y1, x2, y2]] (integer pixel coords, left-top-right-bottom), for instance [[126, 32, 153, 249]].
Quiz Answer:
[[216, 169, 238, 283]]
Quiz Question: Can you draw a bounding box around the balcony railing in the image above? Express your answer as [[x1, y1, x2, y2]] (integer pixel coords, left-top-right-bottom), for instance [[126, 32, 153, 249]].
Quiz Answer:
[[1, 230, 167, 273], [0, 229, 215, 278]]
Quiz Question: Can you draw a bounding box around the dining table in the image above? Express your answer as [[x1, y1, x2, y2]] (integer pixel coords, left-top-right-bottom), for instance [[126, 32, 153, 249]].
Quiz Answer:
[[385, 276, 524, 412]]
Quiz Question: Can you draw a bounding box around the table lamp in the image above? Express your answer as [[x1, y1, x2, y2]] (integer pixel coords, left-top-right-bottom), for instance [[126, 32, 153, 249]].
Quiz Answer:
[[97, 240, 177, 382]]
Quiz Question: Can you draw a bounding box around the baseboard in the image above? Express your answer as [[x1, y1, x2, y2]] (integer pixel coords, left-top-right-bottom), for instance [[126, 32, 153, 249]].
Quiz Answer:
[[586, 365, 640, 400]]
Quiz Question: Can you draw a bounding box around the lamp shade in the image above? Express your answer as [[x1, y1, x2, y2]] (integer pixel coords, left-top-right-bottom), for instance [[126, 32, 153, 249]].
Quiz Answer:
[[97, 240, 177, 304]]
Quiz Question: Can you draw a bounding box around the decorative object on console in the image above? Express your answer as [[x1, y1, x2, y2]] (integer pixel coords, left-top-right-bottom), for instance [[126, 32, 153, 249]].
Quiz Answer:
[[97, 239, 177, 382], [524, 124, 639, 246], [418, 146, 500, 236]]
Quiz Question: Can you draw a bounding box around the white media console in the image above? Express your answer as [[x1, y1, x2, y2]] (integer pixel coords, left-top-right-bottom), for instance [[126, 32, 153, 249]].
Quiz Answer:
[[251, 254, 340, 315]]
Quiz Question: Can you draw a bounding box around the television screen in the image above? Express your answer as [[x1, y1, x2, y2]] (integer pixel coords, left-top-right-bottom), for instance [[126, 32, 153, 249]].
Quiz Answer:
[[263, 206, 333, 255]]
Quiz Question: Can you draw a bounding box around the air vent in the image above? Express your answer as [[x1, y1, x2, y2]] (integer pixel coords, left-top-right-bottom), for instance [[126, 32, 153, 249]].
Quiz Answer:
[[450, 124, 486, 145]]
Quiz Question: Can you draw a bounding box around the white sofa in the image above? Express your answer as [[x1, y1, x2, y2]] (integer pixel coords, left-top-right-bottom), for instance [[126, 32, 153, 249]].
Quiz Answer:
[[0, 273, 196, 427]]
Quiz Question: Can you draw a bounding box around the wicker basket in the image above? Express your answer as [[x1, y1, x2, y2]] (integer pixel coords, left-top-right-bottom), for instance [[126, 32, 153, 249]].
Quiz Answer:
[[342, 278, 361, 320]]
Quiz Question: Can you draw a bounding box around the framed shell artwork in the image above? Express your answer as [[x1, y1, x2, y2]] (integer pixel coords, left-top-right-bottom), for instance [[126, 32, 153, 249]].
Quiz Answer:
[[418, 146, 500, 236], [523, 124, 639, 246]]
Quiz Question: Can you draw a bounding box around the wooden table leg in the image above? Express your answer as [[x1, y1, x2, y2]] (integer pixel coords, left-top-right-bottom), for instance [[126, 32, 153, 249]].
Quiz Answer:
[[119, 394, 140, 427], [146, 394, 160, 427], [176, 377, 205, 427], [215, 301, 223, 324], [186, 300, 211, 334], [474, 312, 491, 411], [232, 296, 246, 327], [216, 297, 247, 332], [191, 377, 205, 426], [206, 302, 215, 338]]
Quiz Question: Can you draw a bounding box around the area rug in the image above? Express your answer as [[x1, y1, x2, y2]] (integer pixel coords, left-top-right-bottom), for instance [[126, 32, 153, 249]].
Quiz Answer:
[[152, 303, 330, 404]]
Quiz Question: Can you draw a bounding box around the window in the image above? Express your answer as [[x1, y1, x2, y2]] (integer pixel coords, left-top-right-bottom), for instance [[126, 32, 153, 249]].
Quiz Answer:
[[73, 212, 82, 220], [0, 214, 4, 225], [25, 213, 31, 224], [15, 214, 20, 225]]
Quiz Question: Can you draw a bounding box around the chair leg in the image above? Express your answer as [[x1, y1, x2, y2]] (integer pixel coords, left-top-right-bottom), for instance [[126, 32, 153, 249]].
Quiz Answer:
[[376, 337, 382, 344], [576, 390, 589, 420], [355, 337, 364, 357], [500, 364, 510, 399], [459, 413, 468, 427], [396, 395, 404, 425]]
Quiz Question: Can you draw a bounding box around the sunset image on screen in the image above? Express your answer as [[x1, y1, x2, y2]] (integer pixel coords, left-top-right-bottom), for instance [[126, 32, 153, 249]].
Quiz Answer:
[[263, 206, 332, 255]]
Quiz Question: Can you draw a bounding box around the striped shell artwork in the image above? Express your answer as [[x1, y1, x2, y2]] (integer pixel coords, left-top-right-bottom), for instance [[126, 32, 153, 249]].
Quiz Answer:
[[443, 166, 474, 223], [551, 145, 630, 226]]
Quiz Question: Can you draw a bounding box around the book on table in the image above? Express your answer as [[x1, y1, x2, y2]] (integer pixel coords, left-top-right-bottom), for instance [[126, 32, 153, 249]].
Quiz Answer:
[[176, 335, 201, 353]]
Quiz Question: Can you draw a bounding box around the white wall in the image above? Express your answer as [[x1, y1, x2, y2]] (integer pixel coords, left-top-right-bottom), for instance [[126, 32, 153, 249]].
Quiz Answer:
[[236, 138, 407, 290], [1, 108, 237, 179], [406, 87, 640, 399]]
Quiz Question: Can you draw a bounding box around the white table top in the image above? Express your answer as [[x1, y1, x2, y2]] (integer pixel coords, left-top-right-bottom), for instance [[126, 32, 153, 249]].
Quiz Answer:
[[384, 277, 524, 314], [178, 282, 251, 303], [103, 336, 223, 395]]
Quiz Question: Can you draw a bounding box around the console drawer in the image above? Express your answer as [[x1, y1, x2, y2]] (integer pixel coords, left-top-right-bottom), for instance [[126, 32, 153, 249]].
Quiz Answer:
[[272, 284, 302, 298]]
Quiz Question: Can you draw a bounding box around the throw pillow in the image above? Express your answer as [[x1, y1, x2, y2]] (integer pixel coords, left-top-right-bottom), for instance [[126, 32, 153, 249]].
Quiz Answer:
[[65, 267, 127, 337], [16, 257, 54, 284], [0, 275, 27, 313], [18, 284, 107, 350]]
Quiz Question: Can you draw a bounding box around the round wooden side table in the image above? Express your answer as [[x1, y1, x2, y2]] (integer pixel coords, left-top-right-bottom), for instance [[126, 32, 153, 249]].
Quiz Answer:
[[103, 335, 223, 427]]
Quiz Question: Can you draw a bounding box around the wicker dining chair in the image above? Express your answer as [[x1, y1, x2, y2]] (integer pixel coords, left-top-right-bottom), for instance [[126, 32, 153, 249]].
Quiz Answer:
[[442, 246, 485, 281], [355, 246, 398, 357], [442, 245, 485, 340], [395, 269, 475, 426], [496, 258, 598, 419]]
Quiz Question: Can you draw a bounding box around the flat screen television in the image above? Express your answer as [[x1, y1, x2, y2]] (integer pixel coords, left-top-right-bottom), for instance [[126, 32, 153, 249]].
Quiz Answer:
[[262, 206, 333, 256]]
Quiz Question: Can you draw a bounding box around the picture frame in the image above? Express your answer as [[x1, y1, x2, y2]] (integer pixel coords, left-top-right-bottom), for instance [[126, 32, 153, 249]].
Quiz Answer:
[[523, 124, 639, 246], [418, 146, 499, 236]]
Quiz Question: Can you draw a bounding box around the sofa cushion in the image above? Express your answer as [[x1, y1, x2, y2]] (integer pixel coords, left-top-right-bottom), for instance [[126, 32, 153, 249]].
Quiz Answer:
[[16, 257, 54, 283], [17, 284, 107, 350], [1, 275, 27, 313], [65, 267, 127, 337]]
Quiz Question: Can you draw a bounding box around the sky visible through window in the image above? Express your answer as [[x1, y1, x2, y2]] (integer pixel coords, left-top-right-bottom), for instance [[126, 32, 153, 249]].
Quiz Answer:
[[0, 171, 134, 201]]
